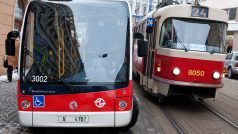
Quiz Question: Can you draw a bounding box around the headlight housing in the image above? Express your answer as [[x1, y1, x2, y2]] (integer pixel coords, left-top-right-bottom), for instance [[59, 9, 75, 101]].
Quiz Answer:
[[213, 72, 220, 79], [119, 100, 127, 109], [172, 68, 180, 76], [21, 100, 30, 109], [157, 67, 161, 72]]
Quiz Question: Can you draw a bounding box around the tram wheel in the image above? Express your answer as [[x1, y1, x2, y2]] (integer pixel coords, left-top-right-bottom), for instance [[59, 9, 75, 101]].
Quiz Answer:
[[123, 96, 139, 129]]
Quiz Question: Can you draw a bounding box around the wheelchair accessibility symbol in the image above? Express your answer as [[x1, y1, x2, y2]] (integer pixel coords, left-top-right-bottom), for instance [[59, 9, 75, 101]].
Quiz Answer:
[[33, 95, 45, 107], [147, 18, 154, 28]]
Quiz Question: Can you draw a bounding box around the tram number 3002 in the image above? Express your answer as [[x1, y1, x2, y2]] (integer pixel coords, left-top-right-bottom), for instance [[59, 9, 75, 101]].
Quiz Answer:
[[188, 70, 205, 76], [32, 76, 47, 82]]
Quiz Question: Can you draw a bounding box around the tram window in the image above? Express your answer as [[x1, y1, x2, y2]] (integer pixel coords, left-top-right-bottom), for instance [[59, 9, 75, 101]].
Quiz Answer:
[[20, 1, 130, 84], [159, 18, 227, 53], [22, 10, 35, 78], [160, 19, 172, 48]]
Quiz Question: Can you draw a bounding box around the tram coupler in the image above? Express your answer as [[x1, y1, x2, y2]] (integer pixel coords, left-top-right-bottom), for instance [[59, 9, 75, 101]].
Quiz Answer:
[[194, 95, 204, 103]]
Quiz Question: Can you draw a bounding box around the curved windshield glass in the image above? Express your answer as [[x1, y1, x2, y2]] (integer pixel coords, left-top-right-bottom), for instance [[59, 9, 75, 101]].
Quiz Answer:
[[160, 18, 227, 53], [20, 1, 129, 87]]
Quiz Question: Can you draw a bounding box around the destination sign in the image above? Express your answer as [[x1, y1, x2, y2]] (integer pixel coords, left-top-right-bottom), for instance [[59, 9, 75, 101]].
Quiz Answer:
[[191, 6, 209, 18]]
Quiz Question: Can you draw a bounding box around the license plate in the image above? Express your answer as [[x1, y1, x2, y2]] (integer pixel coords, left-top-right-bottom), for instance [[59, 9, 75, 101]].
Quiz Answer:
[[58, 115, 89, 123]]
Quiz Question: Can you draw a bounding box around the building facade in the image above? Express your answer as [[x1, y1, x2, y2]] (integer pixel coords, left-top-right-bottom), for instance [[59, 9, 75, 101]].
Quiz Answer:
[[128, 0, 160, 23], [0, 0, 28, 75], [201, 0, 238, 52]]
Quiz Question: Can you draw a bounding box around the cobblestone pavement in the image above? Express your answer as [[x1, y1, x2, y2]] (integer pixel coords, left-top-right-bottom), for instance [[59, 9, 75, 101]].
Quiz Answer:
[[227, 77, 238, 84], [0, 81, 27, 134]]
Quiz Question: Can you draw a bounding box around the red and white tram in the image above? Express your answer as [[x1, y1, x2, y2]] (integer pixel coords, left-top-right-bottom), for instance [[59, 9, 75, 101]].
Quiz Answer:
[[5, 0, 138, 128], [133, 1, 228, 101]]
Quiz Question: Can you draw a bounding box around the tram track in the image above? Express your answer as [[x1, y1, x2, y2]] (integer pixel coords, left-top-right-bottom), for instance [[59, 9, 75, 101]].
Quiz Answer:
[[159, 98, 238, 134], [134, 80, 238, 133], [201, 102, 238, 130], [160, 106, 187, 134]]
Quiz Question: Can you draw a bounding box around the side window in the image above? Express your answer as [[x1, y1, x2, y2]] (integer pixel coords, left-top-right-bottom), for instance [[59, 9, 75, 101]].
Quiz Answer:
[[22, 3, 35, 77], [226, 53, 233, 60], [235, 54, 238, 61], [160, 18, 172, 48]]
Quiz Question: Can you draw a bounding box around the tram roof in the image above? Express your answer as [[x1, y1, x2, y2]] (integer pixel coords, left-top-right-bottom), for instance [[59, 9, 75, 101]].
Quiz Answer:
[[137, 4, 228, 25]]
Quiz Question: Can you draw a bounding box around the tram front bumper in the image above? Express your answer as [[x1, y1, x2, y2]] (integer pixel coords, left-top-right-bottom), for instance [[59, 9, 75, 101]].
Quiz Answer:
[[19, 111, 132, 127]]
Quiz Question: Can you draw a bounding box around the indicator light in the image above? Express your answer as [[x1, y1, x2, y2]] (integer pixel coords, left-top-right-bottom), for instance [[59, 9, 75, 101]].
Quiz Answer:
[[157, 67, 161, 72], [22, 100, 30, 109], [119, 100, 127, 109]]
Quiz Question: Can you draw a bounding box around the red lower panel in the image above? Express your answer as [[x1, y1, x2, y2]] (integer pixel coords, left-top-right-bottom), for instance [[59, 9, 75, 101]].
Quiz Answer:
[[18, 81, 132, 112], [35, 91, 115, 112], [154, 54, 223, 84], [115, 81, 132, 98]]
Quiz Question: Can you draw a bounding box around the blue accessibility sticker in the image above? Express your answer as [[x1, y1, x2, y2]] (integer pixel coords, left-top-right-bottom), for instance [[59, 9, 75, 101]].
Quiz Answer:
[[147, 18, 154, 28], [33, 95, 45, 107]]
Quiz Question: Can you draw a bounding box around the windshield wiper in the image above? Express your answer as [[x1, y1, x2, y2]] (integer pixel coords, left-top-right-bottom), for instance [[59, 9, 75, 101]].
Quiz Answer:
[[177, 38, 188, 52], [209, 47, 217, 54], [23, 48, 75, 91]]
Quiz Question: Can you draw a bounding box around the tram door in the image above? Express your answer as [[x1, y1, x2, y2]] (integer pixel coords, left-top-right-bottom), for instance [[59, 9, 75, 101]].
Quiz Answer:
[[145, 21, 157, 88]]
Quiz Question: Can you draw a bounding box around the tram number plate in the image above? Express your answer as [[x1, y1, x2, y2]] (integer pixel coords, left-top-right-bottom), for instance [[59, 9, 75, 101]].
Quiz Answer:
[[58, 115, 89, 123], [188, 69, 205, 77]]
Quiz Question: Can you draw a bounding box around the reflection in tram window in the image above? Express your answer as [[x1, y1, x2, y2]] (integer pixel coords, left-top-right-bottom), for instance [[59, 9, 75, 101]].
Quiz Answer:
[[21, 1, 129, 84]]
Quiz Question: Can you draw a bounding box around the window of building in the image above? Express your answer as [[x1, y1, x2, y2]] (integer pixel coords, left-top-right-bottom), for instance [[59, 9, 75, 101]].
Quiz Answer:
[[15, 0, 24, 20], [15, 0, 28, 31], [143, 6, 146, 16], [225, 8, 237, 20]]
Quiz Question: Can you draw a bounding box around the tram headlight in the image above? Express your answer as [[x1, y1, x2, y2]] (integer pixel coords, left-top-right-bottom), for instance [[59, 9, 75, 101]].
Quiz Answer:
[[213, 72, 220, 79], [172, 68, 180, 76], [21, 100, 30, 109], [157, 67, 161, 72], [119, 100, 127, 109]]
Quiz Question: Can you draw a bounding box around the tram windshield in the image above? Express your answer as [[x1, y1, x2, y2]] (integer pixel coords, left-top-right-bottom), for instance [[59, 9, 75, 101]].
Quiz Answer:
[[20, 1, 129, 91], [160, 18, 227, 53]]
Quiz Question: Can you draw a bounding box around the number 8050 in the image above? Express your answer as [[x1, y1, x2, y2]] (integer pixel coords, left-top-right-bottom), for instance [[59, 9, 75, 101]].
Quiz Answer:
[[188, 70, 205, 76]]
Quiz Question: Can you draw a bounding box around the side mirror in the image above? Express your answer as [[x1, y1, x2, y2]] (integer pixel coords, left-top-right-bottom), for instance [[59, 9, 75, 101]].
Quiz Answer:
[[137, 40, 148, 57], [5, 38, 15, 56], [133, 32, 144, 40]]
